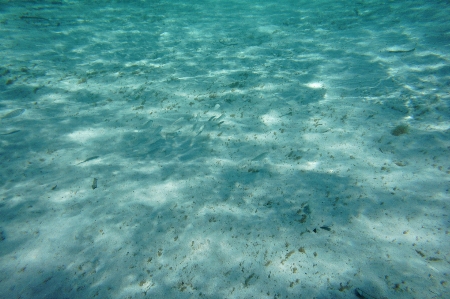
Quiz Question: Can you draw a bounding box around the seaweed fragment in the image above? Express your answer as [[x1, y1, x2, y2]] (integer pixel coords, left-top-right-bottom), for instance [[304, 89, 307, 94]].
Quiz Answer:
[[391, 124, 409, 136], [1, 108, 25, 119], [415, 250, 425, 257], [0, 130, 20, 135], [77, 156, 100, 165], [427, 257, 442, 262], [355, 288, 378, 299], [387, 48, 415, 53], [92, 178, 98, 190], [244, 273, 255, 287]]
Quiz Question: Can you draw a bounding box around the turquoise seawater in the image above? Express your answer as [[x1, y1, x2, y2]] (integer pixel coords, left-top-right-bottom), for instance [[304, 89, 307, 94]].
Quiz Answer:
[[0, 1, 449, 298]]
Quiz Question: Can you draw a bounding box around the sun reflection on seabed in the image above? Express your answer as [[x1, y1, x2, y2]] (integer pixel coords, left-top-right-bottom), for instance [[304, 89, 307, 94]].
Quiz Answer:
[[306, 82, 325, 89]]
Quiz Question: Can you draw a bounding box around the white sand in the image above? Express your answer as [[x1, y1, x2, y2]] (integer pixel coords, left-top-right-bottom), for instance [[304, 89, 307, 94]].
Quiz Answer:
[[0, 1, 449, 298]]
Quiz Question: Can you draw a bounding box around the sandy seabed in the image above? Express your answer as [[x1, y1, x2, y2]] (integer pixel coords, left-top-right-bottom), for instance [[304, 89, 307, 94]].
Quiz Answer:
[[0, 1, 449, 298]]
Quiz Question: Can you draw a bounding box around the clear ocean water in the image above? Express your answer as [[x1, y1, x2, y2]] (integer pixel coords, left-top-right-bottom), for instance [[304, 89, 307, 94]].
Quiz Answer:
[[0, 1, 449, 298]]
